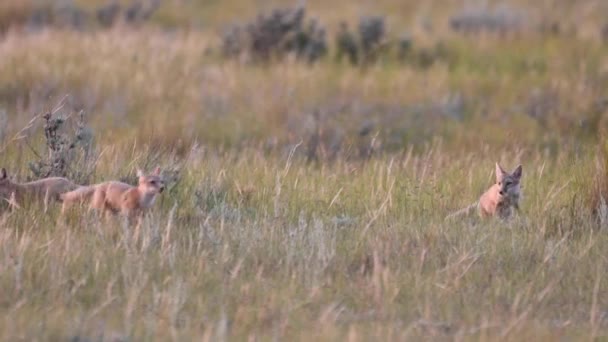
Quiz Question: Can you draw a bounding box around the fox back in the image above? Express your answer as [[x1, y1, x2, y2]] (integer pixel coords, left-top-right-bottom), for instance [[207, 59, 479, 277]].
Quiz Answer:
[[0, 168, 78, 208], [60, 167, 165, 223]]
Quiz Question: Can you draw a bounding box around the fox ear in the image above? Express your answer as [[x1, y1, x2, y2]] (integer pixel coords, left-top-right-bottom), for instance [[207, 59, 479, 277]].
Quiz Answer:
[[136, 168, 144, 178], [495, 163, 506, 183], [153, 166, 161, 176], [0, 168, 6, 180], [512, 165, 522, 179]]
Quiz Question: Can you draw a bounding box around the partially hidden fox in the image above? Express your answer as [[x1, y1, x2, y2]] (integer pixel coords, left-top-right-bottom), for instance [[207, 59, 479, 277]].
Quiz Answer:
[[0, 168, 79, 210], [61, 167, 165, 224], [445, 163, 522, 221]]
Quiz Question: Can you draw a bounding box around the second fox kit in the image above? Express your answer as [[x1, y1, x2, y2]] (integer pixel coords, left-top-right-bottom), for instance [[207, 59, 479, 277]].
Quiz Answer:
[[0, 168, 78, 209], [61, 167, 165, 223], [446, 163, 522, 221]]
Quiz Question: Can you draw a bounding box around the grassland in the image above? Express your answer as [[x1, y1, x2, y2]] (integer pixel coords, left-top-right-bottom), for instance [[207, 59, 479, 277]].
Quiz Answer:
[[1, 0, 608, 340]]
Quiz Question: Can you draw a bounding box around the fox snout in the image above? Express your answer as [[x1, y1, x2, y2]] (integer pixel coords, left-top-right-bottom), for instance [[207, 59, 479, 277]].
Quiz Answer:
[[498, 184, 513, 198], [155, 180, 165, 193]]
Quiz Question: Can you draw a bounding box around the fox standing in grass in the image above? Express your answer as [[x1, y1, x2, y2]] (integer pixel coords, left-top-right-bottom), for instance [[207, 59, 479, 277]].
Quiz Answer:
[[445, 163, 522, 221], [61, 167, 165, 225], [0, 168, 78, 210]]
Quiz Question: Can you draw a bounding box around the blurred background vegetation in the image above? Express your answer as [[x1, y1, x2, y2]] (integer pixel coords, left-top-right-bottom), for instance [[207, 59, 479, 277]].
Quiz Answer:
[[2, 1, 608, 340], [1, 0, 607, 156]]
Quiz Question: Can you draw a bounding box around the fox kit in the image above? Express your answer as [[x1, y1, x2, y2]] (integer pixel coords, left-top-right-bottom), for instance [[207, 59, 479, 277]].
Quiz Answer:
[[0, 168, 78, 210], [445, 163, 522, 221], [61, 167, 165, 224]]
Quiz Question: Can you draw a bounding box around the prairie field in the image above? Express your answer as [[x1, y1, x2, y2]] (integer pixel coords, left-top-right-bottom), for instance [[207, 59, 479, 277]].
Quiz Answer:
[[2, 0, 608, 341]]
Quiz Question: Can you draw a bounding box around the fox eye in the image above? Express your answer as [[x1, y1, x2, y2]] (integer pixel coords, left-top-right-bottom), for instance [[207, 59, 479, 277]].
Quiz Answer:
[[150, 180, 157, 185], [505, 181, 512, 186]]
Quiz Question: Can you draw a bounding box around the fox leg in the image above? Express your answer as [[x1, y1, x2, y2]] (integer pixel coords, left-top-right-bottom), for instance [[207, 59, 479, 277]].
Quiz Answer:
[[61, 200, 69, 215], [123, 208, 143, 227], [85, 188, 110, 223], [61, 192, 79, 215], [130, 212, 142, 242], [90, 188, 106, 211], [7, 192, 20, 211]]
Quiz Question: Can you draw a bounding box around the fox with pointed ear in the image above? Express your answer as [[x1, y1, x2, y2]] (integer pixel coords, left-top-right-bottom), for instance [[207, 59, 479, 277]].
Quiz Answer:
[[0, 167, 79, 210], [61, 167, 165, 225], [445, 163, 523, 221]]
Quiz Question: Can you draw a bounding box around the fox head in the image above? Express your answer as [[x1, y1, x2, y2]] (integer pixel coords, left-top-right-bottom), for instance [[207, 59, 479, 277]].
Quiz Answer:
[[136, 167, 165, 195], [495, 163, 522, 203]]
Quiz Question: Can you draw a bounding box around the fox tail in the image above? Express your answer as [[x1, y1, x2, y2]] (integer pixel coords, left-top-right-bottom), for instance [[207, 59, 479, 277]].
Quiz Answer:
[[444, 201, 479, 222]]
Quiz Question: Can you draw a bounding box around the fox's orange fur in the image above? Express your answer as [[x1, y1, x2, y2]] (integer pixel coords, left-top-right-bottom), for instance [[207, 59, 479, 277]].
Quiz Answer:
[[61, 167, 165, 224], [0, 168, 78, 209], [445, 163, 522, 221]]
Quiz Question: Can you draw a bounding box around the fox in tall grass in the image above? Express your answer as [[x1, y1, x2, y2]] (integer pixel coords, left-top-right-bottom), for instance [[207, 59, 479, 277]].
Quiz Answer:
[[61, 167, 165, 224], [445, 163, 523, 221], [0, 168, 78, 210]]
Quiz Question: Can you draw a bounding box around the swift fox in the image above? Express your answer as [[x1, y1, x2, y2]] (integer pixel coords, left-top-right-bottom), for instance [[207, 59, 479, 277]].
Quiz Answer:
[[61, 167, 165, 224], [445, 163, 522, 221], [0, 168, 78, 209]]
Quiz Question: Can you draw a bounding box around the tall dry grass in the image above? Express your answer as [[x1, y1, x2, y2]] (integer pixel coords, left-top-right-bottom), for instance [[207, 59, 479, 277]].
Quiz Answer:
[[0, 143, 604, 340], [0, 0, 608, 340]]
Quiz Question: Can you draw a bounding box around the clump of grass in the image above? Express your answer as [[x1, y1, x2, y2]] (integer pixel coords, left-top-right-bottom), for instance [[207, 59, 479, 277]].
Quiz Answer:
[[334, 16, 391, 66], [221, 5, 327, 64], [449, 4, 528, 36], [588, 141, 608, 226], [357, 15, 387, 64], [24, 96, 96, 184], [0, 0, 160, 33], [0, 1, 39, 33]]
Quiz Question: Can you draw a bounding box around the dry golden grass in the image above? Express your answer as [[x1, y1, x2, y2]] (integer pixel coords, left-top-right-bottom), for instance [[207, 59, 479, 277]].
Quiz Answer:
[[1, 1, 608, 340]]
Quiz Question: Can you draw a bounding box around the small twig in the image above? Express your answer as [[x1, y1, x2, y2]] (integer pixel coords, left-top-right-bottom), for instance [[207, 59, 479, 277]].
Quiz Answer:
[[0, 114, 40, 154], [50, 94, 70, 116], [357, 179, 395, 245], [328, 187, 343, 209], [283, 140, 303, 177]]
